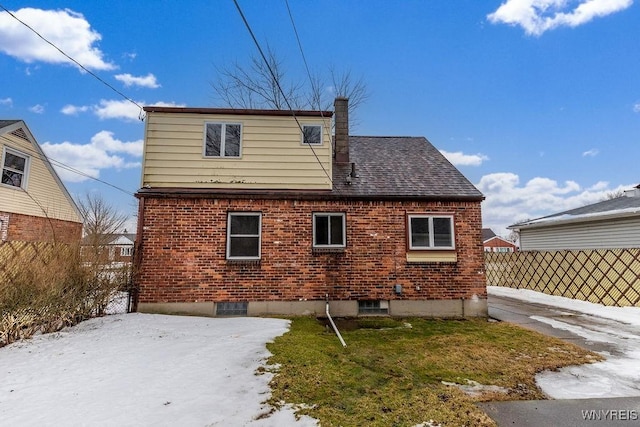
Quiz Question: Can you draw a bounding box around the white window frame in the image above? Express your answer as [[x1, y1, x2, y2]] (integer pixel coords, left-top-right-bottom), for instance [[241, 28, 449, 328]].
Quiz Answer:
[[226, 212, 262, 260], [312, 212, 346, 248], [203, 122, 243, 158], [1, 147, 30, 190], [407, 214, 455, 250], [120, 246, 133, 256], [301, 124, 323, 146]]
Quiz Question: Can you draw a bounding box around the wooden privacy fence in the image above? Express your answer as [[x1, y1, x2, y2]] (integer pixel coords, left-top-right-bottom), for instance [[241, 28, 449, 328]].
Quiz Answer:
[[485, 249, 640, 307]]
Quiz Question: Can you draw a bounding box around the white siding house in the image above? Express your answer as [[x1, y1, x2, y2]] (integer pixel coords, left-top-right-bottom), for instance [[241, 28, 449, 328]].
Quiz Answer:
[[509, 186, 640, 251]]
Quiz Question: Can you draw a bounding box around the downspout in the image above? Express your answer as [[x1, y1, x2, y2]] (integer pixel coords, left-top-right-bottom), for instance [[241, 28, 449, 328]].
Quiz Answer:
[[131, 195, 145, 312], [326, 294, 346, 347]]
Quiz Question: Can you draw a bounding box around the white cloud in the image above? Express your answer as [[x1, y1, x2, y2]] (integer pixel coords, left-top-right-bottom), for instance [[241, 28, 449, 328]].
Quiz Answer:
[[115, 73, 160, 89], [487, 0, 633, 36], [29, 104, 45, 114], [94, 99, 185, 121], [633, 103, 640, 113], [582, 148, 599, 157], [40, 131, 142, 183], [477, 172, 630, 237], [61, 104, 90, 116], [0, 7, 115, 70], [0, 98, 13, 107], [440, 150, 489, 166]]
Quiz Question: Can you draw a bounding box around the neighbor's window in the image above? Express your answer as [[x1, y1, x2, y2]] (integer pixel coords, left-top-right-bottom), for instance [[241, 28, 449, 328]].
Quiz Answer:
[[227, 212, 261, 260], [204, 122, 242, 157], [2, 148, 29, 189], [120, 246, 133, 257], [302, 125, 322, 145], [408, 214, 455, 250], [313, 213, 346, 248]]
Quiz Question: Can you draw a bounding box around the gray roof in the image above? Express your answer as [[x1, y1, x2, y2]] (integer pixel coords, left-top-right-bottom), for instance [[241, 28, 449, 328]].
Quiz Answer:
[[0, 120, 20, 129], [511, 191, 640, 229], [331, 136, 483, 200], [482, 228, 497, 241]]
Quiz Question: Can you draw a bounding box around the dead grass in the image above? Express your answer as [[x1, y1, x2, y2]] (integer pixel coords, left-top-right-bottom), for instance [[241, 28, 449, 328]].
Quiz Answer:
[[266, 317, 602, 427]]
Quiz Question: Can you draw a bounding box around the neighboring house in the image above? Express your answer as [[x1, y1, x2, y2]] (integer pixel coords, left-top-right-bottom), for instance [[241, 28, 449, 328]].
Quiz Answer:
[[508, 186, 640, 251], [1, 120, 82, 244], [482, 228, 517, 252], [134, 98, 486, 317], [81, 232, 136, 267]]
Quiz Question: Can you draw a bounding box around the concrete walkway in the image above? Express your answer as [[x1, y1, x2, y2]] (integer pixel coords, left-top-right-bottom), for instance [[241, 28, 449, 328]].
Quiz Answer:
[[481, 294, 640, 426]]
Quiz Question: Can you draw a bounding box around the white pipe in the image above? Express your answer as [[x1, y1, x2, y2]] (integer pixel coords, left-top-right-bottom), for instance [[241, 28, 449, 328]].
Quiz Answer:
[[325, 298, 346, 348]]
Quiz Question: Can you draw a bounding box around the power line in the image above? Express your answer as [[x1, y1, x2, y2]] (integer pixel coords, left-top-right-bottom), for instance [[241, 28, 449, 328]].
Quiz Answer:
[[232, 0, 336, 187], [0, 3, 145, 119]]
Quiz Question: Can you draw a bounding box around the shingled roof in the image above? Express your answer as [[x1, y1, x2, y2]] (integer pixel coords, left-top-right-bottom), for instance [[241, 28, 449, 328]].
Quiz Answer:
[[331, 136, 483, 200]]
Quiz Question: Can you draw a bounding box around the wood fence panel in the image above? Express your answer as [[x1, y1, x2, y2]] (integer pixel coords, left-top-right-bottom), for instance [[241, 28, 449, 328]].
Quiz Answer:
[[485, 249, 640, 307]]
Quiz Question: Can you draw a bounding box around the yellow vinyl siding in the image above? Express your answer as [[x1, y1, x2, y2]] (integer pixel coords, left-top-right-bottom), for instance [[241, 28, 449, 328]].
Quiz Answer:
[[142, 112, 333, 189], [1, 133, 81, 223]]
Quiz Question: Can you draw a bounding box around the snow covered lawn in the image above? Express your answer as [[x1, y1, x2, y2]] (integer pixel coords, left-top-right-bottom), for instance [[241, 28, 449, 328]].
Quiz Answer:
[[0, 313, 317, 426], [489, 286, 640, 399]]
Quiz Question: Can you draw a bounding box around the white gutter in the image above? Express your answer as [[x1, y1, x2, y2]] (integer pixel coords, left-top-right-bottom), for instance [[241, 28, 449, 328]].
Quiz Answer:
[[325, 295, 346, 348]]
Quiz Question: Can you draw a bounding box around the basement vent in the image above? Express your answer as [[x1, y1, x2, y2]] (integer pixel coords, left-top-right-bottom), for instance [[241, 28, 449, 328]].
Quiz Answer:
[[10, 128, 29, 142], [358, 300, 389, 315], [216, 301, 248, 316]]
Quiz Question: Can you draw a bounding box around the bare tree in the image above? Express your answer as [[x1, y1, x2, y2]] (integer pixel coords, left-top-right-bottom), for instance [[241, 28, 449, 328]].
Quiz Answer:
[[604, 190, 625, 200], [212, 47, 369, 130], [77, 192, 128, 248]]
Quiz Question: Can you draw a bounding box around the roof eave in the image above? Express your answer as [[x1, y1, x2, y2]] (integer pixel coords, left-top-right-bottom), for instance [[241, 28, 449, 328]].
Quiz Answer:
[[509, 209, 640, 231]]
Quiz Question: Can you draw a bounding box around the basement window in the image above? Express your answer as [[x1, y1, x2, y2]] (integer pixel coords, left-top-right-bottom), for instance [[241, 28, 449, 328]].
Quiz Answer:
[[2, 147, 29, 189], [358, 300, 389, 315], [204, 122, 242, 157], [302, 125, 322, 145], [227, 212, 261, 260], [216, 301, 248, 316]]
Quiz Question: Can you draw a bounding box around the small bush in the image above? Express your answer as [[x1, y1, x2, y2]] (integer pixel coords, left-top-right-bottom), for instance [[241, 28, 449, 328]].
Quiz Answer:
[[0, 241, 131, 347]]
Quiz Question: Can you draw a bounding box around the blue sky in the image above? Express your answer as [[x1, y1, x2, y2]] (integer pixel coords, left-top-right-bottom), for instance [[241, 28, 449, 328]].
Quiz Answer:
[[1, 0, 639, 236]]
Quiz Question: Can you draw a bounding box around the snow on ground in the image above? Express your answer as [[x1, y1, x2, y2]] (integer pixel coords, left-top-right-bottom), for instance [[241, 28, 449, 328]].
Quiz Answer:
[[0, 313, 318, 427], [489, 286, 640, 399]]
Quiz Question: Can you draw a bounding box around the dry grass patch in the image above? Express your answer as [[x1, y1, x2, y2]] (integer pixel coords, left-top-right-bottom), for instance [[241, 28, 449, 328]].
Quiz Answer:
[[266, 317, 602, 427]]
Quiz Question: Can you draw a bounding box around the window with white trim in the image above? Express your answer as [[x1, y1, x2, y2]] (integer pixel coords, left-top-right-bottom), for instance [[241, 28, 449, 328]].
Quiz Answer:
[[408, 215, 455, 250], [302, 125, 322, 145], [313, 213, 346, 248], [2, 147, 29, 189], [204, 122, 242, 157], [227, 212, 261, 260], [120, 246, 133, 256]]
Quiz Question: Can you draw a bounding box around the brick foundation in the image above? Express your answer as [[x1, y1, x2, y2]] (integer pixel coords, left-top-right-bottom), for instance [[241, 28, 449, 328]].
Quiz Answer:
[[2, 211, 82, 244], [135, 197, 486, 317]]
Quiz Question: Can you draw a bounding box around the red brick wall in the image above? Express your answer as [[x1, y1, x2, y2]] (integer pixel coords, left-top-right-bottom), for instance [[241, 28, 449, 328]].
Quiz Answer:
[[136, 197, 486, 303], [2, 211, 82, 244]]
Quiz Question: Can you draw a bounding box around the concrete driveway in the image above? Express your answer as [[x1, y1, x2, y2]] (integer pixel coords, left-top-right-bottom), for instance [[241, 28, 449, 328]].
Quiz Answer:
[[479, 294, 640, 426]]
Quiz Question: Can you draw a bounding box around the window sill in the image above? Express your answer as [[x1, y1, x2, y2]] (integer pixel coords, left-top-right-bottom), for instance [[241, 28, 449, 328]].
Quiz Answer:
[[406, 251, 457, 263]]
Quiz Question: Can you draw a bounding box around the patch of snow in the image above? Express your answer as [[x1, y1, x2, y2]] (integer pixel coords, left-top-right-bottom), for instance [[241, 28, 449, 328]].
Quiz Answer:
[[0, 313, 318, 426]]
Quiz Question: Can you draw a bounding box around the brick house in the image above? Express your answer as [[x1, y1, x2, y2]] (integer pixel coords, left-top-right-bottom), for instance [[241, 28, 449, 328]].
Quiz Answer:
[[134, 98, 486, 317], [482, 228, 517, 252], [1, 120, 82, 244], [81, 232, 135, 267]]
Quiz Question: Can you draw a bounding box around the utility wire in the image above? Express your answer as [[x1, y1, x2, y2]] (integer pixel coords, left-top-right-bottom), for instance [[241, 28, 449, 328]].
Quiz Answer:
[[232, 0, 335, 187], [0, 4, 145, 119]]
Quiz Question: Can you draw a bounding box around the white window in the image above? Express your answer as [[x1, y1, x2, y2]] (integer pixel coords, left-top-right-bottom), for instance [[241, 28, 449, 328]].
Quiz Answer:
[[302, 125, 322, 145], [120, 246, 133, 256], [313, 213, 346, 248], [227, 212, 261, 260], [2, 147, 29, 189], [408, 214, 455, 250], [204, 122, 242, 157]]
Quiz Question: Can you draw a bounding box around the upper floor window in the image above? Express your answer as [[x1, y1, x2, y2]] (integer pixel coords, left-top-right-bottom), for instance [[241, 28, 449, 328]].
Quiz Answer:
[[2, 148, 29, 189], [313, 212, 346, 248], [120, 246, 133, 257], [408, 214, 455, 250], [204, 122, 242, 158], [302, 125, 322, 145], [227, 212, 261, 260]]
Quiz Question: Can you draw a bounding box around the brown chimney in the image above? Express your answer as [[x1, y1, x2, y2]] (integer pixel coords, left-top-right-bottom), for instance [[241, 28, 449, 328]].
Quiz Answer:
[[334, 97, 349, 163]]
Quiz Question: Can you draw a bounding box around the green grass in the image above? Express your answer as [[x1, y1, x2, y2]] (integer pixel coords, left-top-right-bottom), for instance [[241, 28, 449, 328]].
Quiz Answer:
[[266, 317, 601, 427]]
